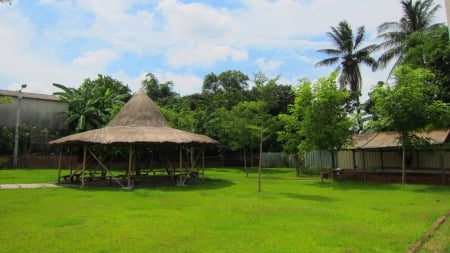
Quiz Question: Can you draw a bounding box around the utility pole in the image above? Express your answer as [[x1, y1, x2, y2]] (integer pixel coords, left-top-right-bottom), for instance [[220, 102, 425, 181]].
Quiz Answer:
[[13, 84, 27, 168], [446, 0, 450, 41]]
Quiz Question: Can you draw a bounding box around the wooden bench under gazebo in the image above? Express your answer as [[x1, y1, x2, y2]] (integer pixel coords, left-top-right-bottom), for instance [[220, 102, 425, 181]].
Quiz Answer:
[[49, 90, 218, 189]]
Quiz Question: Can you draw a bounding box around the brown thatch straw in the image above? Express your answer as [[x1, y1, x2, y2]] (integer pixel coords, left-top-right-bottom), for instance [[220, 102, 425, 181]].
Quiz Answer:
[[49, 90, 218, 145], [107, 91, 169, 127]]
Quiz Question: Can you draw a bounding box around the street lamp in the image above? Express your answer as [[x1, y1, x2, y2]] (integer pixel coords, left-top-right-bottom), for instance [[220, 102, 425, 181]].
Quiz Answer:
[[13, 84, 27, 168]]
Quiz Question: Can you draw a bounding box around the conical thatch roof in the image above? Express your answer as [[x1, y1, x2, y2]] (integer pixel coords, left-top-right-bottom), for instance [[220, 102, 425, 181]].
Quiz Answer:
[[107, 91, 169, 127], [49, 91, 218, 145]]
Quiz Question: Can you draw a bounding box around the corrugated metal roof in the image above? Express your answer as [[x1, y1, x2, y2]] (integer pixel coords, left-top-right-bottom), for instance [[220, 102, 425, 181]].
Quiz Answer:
[[348, 129, 450, 150], [0, 89, 61, 101]]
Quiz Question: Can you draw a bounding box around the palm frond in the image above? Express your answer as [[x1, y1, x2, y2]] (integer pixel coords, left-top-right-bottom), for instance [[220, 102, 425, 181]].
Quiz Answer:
[[315, 57, 340, 67]]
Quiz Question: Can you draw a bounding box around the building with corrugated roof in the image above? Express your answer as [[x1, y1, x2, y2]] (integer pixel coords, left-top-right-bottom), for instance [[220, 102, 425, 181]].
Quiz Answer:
[[337, 129, 450, 185], [0, 89, 67, 130]]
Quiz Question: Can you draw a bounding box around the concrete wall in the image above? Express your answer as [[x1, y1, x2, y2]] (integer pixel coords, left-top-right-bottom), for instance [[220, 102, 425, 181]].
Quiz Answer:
[[0, 91, 67, 130]]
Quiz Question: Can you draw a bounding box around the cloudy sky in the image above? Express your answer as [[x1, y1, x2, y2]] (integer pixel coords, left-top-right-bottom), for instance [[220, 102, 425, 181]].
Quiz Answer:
[[0, 0, 448, 100]]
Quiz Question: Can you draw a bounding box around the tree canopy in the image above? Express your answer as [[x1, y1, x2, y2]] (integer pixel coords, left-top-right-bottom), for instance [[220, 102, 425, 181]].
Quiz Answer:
[[377, 0, 442, 76], [279, 72, 354, 169], [53, 75, 130, 133], [370, 66, 450, 183]]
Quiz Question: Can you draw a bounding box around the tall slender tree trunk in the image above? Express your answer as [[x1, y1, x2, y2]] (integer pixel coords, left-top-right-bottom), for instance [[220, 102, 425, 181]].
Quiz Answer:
[[402, 144, 406, 185], [258, 130, 263, 192], [243, 148, 248, 178]]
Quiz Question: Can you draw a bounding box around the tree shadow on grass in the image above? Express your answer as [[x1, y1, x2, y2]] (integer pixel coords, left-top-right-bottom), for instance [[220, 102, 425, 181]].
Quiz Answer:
[[312, 180, 403, 191], [281, 192, 336, 202], [60, 176, 234, 192], [159, 178, 235, 192]]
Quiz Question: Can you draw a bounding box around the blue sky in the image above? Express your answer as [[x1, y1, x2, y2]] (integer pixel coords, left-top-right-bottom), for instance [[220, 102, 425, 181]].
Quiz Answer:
[[0, 0, 447, 101]]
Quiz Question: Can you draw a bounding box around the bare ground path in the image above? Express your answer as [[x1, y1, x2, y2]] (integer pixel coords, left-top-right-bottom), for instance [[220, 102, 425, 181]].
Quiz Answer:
[[0, 183, 60, 189]]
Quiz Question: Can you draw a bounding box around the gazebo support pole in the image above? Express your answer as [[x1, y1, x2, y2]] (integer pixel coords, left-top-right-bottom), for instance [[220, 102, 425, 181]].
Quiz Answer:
[[70, 148, 73, 175], [127, 144, 133, 189], [179, 145, 183, 185], [57, 147, 62, 184], [202, 145, 205, 181], [81, 144, 87, 188]]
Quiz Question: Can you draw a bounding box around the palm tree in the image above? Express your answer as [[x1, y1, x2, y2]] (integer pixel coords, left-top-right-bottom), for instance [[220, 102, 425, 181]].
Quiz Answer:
[[315, 20, 378, 132], [377, 0, 441, 77]]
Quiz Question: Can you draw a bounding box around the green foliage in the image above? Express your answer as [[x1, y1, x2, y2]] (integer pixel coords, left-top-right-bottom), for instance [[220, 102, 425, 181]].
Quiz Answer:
[[401, 25, 450, 102], [0, 125, 63, 155], [370, 66, 449, 184], [370, 66, 448, 133], [0, 96, 12, 104], [376, 0, 441, 75], [202, 70, 250, 110], [53, 75, 131, 133], [278, 79, 313, 153], [316, 20, 377, 132], [141, 73, 179, 106], [316, 20, 377, 94], [279, 72, 353, 162]]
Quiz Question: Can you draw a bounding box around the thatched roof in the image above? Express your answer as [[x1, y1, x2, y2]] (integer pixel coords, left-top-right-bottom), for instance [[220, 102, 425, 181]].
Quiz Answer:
[[49, 91, 218, 145], [347, 129, 450, 150]]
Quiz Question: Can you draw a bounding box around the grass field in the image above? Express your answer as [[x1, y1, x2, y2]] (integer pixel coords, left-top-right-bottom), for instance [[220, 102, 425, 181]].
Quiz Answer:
[[0, 167, 449, 253]]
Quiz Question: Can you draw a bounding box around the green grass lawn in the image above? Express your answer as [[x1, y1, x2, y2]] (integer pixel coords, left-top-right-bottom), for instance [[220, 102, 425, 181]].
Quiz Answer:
[[0, 167, 449, 253]]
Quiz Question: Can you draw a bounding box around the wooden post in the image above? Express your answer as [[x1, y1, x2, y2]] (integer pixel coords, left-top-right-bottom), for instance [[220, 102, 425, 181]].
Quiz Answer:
[[81, 144, 87, 188], [69, 148, 73, 176], [202, 145, 205, 181], [439, 149, 445, 186], [362, 150, 366, 182], [57, 147, 62, 184], [127, 144, 133, 189], [179, 145, 183, 185], [380, 149, 384, 170], [352, 150, 356, 170]]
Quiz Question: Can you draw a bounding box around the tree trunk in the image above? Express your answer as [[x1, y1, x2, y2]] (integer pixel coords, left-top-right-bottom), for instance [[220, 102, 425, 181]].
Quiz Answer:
[[243, 148, 248, 178], [258, 130, 263, 192], [402, 143, 406, 185]]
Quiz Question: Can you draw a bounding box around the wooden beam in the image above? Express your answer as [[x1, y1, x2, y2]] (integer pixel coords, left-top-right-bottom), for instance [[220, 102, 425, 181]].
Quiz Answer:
[[127, 144, 133, 189], [57, 147, 62, 184], [88, 149, 125, 188]]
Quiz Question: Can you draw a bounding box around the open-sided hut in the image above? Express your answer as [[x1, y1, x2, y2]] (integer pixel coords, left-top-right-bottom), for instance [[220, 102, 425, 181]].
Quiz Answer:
[[338, 129, 450, 185], [49, 90, 218, 188]]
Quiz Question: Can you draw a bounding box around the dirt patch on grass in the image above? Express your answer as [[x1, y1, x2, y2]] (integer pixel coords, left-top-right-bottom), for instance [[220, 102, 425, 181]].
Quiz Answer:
[[407, 210, 450, 253]]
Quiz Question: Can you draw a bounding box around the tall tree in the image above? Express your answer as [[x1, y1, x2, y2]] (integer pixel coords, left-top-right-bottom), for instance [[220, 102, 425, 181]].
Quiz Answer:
[[370, 66, 450, 184], [279, 72, 354, 171], [315, 20, 377, 132], [401, 25, 450, 102], [141, 73, 178, 106], [202, 70, 250, 110], [377, 0, 441, 76]]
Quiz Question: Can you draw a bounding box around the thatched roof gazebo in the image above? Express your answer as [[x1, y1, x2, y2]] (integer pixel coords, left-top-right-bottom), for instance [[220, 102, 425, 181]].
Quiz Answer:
[[49, 90, 218, 189]]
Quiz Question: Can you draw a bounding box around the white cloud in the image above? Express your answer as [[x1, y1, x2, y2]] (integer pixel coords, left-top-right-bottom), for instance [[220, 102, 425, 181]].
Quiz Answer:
[[73, 49, 119, 67], [0, 0, 448, 97], [156, 71, 204, 95], [256, 58, 282, 72], [166, 43, 248, 68], [157, 0, 238, 42]]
